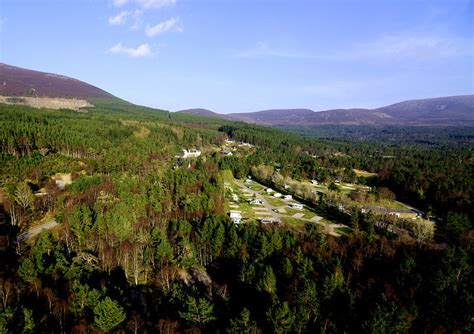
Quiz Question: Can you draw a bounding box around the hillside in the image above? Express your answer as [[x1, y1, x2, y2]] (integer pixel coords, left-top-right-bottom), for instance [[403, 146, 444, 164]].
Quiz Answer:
[[177, 108, 222, 117], [375, 95, 474, 124], [179, 95, 474, 126], [0, 63, 114, 99]]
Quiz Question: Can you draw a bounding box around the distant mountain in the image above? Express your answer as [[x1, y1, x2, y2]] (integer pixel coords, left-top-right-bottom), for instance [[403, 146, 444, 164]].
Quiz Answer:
[[0, 63, 114, 99], [3, 62, 471, 125], [228, 109, 316, 124], [373, 95, 474, 124], [177, 108, 223, 118], [179, 95, 474, 126]]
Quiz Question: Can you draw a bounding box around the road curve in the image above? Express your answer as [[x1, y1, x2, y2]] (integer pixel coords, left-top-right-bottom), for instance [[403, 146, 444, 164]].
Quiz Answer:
[[16, 219, 59, 243]]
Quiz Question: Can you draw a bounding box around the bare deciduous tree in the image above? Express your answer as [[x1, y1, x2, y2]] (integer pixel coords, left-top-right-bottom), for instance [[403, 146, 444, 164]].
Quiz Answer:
[[412, 220, 435, 246], [15, 182, 35, 210]]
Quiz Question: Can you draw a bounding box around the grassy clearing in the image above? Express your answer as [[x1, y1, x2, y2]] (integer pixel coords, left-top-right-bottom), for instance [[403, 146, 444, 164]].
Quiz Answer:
[[247, 182, 264, 192], [354, 169, 377, 177], [222, 170, 234, 182], [281, 217, 308, 226], [335, 226, 353, 235], [263, 195, 287, 207], [283, 207, 303, 216], [379, 199, 411, 210], [347, 198, 410, 210], [222, 170, 333, 228], [222, 171, 266, 220]]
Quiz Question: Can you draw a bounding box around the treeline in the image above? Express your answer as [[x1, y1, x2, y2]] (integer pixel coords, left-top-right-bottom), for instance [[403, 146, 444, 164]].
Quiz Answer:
[[2, 216, 472, 332], [277, 124, 474, 147]]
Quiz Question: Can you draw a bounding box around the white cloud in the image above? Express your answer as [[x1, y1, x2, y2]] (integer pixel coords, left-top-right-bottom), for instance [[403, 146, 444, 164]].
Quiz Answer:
[[108, 9, 145, 30], [145, 17, 182, 37], [235, 34, 471, 62], [113, 0, 129, 7], [321, 34, 472, 63], [136, 0, 176, 9], [129, 9, 144, 30], [108, 11, 129, 25], [108, 43, 153, 58]]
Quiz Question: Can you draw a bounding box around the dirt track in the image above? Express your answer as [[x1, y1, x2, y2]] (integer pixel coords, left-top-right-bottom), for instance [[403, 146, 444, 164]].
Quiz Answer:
[[16, 219, 59, 243]]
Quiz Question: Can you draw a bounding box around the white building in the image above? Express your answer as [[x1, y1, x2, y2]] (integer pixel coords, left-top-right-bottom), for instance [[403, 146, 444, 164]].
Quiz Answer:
[[265, 188, 274, 193], [284, 184, 291, 189], [222, 151, 233, 157], [273, 192, 282, 198], [289, 203, 303, 210], [245, 179, 252, 184], [284, 195, 292, 200], [55, 179, 66, 190], [232, 194, 239, 202], [311, 180, 319, 185], [250, 199, 263, 205], [182, 149, 201, 159], [229, 211, 242, 224]]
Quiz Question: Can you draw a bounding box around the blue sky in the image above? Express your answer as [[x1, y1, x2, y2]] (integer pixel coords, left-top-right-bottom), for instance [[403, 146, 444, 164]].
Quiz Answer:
[[1, 0, 472, 113]]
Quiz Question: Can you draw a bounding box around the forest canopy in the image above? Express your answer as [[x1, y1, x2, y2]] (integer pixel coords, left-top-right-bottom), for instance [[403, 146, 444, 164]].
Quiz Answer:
[[0, 103, 472, 333]]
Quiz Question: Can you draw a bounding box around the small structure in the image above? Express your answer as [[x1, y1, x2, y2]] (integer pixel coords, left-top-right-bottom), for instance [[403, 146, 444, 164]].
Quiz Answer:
[[273, 192, 282, 198], [284, 195, 292, 200], [182, 149, 201, 159], [289, 203, 303, 210], [260, 218, 280, 225], [265, 188, 274, 194], [232, 194, 239, 202], [222, 151, 233, 157], [284, 184, 290, 189], [55, 179, 66, 190], [250, 199, 263, 205], [245, 179, 252, 184], [229, 211, 242, 224], [311, 180, 319, 185]]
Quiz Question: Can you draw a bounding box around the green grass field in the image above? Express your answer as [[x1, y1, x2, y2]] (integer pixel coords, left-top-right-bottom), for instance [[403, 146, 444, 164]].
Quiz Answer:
[[335, 226, 353, 235], [263, 195, 287, 207]]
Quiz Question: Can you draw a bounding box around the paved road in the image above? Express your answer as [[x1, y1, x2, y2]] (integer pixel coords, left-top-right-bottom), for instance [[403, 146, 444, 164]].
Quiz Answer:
[[16, 219, 59, 243]]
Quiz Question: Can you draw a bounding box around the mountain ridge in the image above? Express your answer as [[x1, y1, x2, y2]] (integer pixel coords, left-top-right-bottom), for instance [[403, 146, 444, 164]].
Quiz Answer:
[[178, 95, 474, 126], [1, 63, 471, 126]]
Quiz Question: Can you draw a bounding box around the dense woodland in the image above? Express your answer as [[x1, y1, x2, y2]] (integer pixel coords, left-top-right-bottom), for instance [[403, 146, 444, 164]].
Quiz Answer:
[[0, 101, 472, 333]]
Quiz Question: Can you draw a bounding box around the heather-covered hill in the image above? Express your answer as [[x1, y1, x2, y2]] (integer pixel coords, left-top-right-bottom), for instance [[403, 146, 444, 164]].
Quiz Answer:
[[179, 95, 474, 126], [0, 63, 113, 99]]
